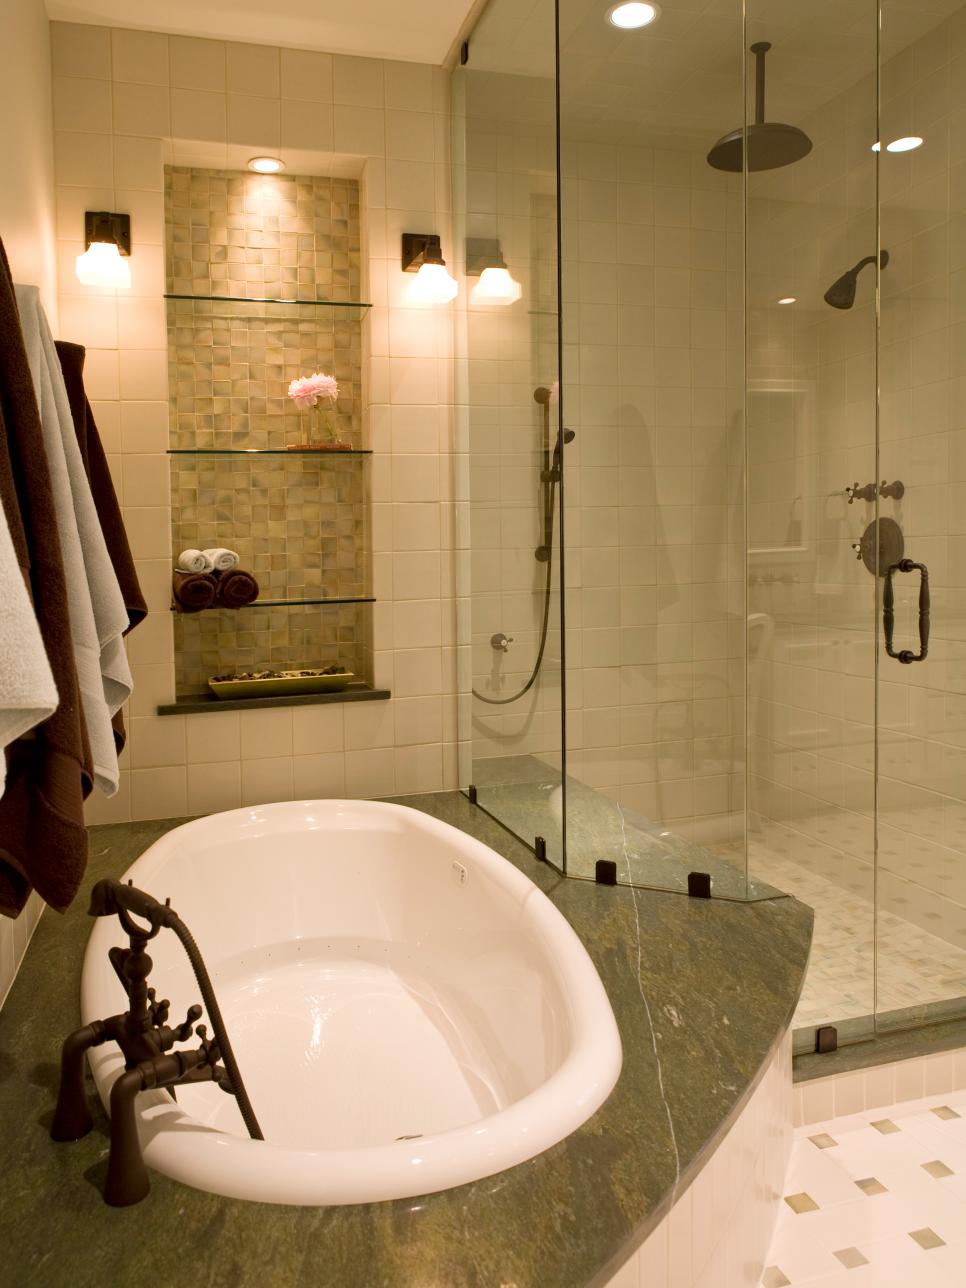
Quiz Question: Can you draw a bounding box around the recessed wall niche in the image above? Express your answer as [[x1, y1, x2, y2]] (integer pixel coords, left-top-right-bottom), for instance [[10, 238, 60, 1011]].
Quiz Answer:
[[163, 165, 372, 699]]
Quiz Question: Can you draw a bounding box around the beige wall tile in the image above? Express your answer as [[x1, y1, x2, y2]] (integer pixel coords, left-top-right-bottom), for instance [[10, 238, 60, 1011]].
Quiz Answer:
[[53, 76, 112, 134], [112, 28, 168, 86], [169, 36, 226, 92], [187, 761, 241, 814], [227, 42, 279, 97], [113, 82, 170, 137], [52, 23, 112, 80], [280, 49, 332, 103], [332, 55, 383, 108], [227, 93, 280, 149], [171, 88, 227, 143]]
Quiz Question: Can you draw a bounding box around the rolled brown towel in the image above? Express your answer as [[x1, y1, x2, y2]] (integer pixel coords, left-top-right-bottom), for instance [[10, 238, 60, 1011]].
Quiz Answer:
[[214, 567, 259, 608], [173, 570, 217, 613]]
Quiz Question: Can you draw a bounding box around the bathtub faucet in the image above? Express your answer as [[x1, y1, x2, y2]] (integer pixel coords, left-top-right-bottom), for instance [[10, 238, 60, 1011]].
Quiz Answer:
[[49, 877, 263, 1207]]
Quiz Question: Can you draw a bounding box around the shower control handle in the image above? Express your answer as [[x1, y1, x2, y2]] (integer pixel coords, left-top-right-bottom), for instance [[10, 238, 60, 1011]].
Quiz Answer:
[[851, 542, 863, 560], [879, 479, 905, 501], [883, 558, 930, 664], [490, 633, 513, 652], [847, 481, 877, 504]]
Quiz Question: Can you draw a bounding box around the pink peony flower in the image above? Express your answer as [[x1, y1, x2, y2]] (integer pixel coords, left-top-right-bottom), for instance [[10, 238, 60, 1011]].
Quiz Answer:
[[288, 372, 339, 410]]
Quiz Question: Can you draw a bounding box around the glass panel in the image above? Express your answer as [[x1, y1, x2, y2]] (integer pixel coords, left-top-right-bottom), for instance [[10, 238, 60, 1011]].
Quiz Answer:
[[742, 0, 880, 1039], [453, 0, 566, 867], [876, 0, 966, 1033], [557, 0, 760, 894]]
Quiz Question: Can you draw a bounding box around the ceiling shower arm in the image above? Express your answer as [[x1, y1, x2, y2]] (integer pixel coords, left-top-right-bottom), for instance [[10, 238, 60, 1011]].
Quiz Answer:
[[751, 41, 771, 126]]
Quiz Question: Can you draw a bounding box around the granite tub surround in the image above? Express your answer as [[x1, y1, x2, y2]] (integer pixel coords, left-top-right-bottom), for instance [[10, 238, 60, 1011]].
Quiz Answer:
[[0, 793, 811, 1288]]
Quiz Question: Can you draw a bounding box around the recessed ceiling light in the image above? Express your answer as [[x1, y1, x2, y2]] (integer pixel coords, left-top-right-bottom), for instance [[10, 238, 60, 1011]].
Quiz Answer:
[[887, 135, 923, 153], [606, 2, 661, 29], [871, 136, 924, 153], [248, 156, 285, 174], [777, 297, 797, 305]]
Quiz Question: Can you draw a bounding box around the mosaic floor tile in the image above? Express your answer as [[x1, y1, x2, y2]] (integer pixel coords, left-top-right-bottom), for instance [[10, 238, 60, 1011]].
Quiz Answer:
[[764, 1089, 966, 1285]]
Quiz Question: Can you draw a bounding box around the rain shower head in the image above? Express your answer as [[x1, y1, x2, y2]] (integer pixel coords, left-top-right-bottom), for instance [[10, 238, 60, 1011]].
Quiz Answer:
[[824, 249, 890, 310], [707, 42, 813, 173]]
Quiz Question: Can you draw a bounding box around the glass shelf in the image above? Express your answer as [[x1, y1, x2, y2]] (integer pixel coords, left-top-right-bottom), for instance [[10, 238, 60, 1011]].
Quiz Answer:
[[168, 448, 371, 456], [171, 596, 374, 611], [165, 293, 372, 321]]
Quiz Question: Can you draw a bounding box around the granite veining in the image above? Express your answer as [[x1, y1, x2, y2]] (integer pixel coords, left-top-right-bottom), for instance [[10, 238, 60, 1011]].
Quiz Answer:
[[0, 793, 811, 1288]]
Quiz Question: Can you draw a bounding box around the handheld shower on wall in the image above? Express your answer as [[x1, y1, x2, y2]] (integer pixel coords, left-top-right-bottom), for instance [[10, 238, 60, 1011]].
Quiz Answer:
[[473, 385, 570, 707], [707, 42, 813, 173], [824, 250, 890, 309]]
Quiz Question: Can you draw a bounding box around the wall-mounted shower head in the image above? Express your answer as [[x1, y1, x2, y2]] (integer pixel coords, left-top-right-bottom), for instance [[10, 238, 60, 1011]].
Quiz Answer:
[[707, 42, 813, 173], [824, 249, 890, 310]]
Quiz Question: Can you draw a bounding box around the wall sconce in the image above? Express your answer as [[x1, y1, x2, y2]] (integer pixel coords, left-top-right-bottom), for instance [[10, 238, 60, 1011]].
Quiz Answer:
[[401, 233, 458, 304], [75, 211, 132, 288], [466, 238, 522, 306]]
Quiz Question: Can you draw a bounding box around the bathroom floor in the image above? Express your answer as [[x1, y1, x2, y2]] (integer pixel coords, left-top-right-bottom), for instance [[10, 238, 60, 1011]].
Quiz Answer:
[[763, 1087, 966, 1285]]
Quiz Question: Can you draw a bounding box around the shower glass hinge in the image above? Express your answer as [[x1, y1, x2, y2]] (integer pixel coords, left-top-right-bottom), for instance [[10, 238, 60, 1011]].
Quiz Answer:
[[595, 859, 618, 886], [687, 871, 712, 899], [534, 836, 547, 862], [467, 784, 478, 805], [815, 1025, 838, 1054]]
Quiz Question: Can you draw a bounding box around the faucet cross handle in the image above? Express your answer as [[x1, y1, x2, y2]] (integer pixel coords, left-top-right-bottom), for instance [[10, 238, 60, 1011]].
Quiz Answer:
[[174, 1003, 203, 1043], [847, 481, 877, 504]]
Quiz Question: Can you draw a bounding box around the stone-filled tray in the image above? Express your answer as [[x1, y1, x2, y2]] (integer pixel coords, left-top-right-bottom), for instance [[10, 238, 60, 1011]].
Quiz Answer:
[[208, 669, 354, 700]]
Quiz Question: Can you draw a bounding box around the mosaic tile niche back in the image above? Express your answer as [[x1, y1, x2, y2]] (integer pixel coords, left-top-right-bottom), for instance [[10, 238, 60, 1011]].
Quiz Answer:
[[164, 166, 368, 697]]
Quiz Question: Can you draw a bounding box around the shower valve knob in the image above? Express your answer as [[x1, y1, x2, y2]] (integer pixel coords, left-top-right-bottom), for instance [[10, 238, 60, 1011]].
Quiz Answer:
[[490, 633, 513, 652], [847, 481, 877, 504], [851, 542, 863, 560]]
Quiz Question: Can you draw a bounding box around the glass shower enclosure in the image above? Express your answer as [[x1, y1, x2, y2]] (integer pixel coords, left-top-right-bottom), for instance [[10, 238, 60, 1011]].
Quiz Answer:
[[453, 0, 966, 1054]]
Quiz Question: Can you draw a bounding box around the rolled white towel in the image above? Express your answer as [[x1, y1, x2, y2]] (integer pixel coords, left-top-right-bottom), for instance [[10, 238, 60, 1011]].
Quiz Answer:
[[203, 547, 240, 572], [177, 548, 213, 574]]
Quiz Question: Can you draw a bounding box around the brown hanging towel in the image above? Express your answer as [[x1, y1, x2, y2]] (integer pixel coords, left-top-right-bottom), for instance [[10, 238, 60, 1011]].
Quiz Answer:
[[0, 241, 91, 918], [56, 340, 146, 756]]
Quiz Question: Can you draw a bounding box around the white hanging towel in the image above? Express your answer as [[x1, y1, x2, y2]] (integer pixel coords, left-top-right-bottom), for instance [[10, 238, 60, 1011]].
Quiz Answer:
[[15, 285, 132, 796], [0, 499, 58, 794]]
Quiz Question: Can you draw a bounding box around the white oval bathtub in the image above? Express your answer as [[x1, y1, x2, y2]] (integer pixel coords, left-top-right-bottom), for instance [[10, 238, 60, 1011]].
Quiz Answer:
[[82, 800, 622, 1205]]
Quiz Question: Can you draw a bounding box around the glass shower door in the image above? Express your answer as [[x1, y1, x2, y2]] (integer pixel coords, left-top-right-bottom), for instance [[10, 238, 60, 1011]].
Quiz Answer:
[[453, 0, 567, 868], [875, 0, 966, 1033]]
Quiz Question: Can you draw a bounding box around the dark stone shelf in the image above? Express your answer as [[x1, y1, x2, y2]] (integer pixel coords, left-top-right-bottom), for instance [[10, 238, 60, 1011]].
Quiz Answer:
[[157, 685, 390, 715]]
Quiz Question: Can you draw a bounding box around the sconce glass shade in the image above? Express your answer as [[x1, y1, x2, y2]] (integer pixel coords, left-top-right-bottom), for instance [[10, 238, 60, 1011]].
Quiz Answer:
[[409, 261, 459, 304], [75, 241, 131, 288], [470, 265, 522, 306]]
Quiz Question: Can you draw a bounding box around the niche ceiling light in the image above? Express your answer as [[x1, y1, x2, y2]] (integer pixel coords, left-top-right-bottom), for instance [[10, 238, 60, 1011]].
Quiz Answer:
[[606, 2, 661, 29], [75, 211, 131, 288], [401, 233, 459, 304], [466, 238, 522, 306], [248, 156, 285, 173]]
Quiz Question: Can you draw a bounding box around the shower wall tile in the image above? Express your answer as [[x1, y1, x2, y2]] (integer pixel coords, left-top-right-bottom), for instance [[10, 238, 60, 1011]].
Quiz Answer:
[[53, 21, 459, 822]]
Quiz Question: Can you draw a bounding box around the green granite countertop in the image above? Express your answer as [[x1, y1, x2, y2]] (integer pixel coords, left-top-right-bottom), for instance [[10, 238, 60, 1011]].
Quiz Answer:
[[0, 792, 811, 1288]]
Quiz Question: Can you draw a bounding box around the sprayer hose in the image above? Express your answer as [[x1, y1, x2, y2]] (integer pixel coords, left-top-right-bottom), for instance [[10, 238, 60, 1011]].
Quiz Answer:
[[168, 915, 264, 1141], [472, 480, 556, 707]]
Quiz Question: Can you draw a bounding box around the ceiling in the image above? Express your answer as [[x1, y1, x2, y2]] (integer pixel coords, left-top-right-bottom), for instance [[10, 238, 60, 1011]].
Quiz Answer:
[[45, 0, 479, 64], [466, 0, 965, 148]]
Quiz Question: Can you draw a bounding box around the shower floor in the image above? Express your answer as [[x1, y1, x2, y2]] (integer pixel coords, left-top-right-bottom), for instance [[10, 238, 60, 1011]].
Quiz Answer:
[[469, 755, 966, 1039], [721, 834, 966, 1037]]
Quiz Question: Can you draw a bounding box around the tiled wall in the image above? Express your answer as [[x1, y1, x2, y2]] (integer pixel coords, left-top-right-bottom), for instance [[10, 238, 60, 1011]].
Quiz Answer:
[[795, 1046, 966, 1128], [165, 166, 367, 695], [48, 22, 462, 822], [604, 1033, 793, 1288]]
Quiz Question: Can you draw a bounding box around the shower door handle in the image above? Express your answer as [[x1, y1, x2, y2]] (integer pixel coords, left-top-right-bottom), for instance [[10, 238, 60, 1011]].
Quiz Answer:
[[883, 558, 929, 664]]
